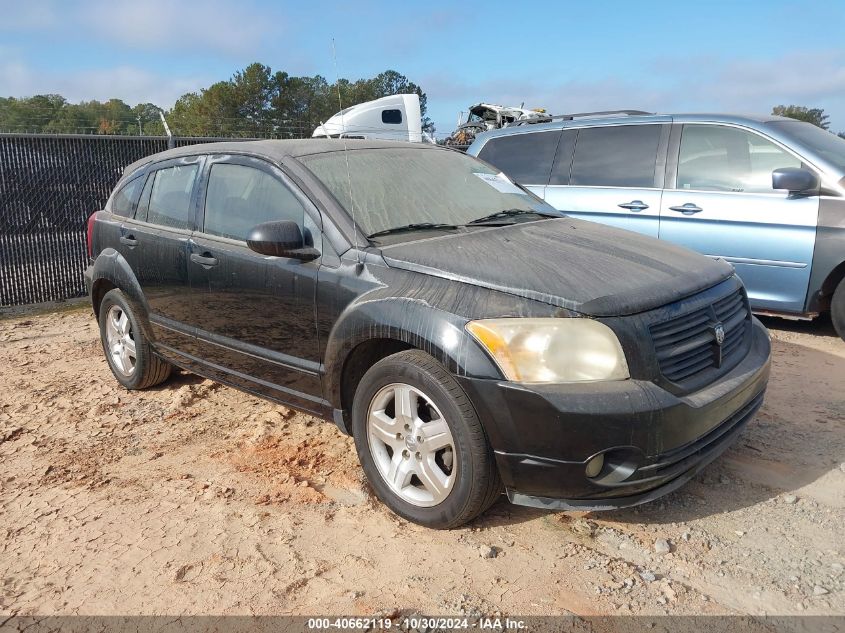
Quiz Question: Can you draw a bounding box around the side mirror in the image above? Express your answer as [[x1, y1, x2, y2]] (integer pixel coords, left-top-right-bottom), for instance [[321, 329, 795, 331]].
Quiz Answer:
[[246, 220, 319, 261], [772, 167, 819, 194]]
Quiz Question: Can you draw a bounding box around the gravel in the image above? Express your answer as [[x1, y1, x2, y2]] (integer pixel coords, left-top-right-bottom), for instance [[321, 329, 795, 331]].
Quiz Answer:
[[653, 539, 672, 555]]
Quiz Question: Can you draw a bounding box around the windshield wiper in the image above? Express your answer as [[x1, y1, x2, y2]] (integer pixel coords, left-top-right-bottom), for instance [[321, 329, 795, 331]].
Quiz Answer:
[[367, 223, 461, 239], [466, 209, 560, 225]]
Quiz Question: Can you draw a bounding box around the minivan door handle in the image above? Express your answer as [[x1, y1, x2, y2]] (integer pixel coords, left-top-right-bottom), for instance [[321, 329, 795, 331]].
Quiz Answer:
[[669, 203, 703, 215], [618, 200, 649, 211], [119, 234, 138, 247], [190, 252, 218, 268]]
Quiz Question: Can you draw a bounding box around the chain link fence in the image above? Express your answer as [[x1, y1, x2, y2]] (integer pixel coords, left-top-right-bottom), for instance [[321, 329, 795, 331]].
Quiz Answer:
[[0, 133, 254, 307]]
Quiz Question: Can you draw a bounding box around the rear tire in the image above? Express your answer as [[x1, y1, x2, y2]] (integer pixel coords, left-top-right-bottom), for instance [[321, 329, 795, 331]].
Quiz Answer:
[[832, 277, 845, 342], [351, 349, 502, 529], [98, 289, 172, 389]]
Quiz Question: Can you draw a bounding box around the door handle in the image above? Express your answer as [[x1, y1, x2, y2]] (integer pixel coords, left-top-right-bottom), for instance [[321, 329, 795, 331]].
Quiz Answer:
[[119, 235, 137, 247], [618, 200, 649, 211], [669, 203, 703, 215], [190, 252, 218, 267]]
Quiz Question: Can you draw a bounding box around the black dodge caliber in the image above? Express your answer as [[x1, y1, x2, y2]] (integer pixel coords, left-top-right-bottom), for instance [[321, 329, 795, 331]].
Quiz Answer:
[[85, 140, 771, 528]]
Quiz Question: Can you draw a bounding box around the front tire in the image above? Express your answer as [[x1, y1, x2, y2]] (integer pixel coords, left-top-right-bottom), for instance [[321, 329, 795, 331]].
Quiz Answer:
[[832, 277, 845, 341], [98, 289, 172, 389], [351, 350, 501, 528]]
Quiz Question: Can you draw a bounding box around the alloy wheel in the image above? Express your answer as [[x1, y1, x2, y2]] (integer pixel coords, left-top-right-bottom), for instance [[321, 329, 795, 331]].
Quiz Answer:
[[105, 304, 136, 377], [366, 382, 457, 507]]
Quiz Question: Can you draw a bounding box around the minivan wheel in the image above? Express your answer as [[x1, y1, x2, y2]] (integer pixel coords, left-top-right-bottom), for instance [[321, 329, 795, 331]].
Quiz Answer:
[[98, 289, 172, 389], [352, 349, 502, 528], [832, 277, 845, 341]]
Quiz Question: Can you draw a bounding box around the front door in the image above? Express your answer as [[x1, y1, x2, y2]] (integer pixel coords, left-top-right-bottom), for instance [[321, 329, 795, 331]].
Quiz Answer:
[[543, 123, 669, 238], [116, 156, 201, 351], [660, 123, 819, 314], [186, 155, 323, 411]]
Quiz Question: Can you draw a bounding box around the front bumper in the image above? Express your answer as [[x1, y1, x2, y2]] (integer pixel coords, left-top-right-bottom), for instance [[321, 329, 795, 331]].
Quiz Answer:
[[457, 317, 771, 511]]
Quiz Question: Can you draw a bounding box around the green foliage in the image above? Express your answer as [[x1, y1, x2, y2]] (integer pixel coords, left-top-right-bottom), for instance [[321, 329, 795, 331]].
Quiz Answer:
[[0, 63, 431, 137], [772, 105, 830, 130], [169, 64, 431, 137]]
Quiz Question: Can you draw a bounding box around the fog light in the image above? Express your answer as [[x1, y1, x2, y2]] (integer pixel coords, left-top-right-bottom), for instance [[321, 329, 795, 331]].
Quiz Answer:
[[585, 453, 604, 478]]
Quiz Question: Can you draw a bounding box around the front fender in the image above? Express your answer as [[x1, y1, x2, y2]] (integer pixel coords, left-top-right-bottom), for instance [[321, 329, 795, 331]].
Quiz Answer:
[[323, 296, 503, 411], [89, 248, 155, 341]]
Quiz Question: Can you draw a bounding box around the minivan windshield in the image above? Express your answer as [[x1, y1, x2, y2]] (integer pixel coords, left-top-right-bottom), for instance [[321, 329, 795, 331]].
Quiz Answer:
[[300, 147, 559, 237], [767, 120, 845, 173]]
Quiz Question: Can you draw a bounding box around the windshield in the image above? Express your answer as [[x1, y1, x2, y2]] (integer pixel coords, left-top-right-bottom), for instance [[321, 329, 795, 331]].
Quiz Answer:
[[300, 147, 558, 237], [767, 120, 845, 173]]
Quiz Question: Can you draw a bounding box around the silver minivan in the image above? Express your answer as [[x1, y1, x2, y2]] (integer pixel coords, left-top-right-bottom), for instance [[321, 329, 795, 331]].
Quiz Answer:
[[468, 112, 845, 340]]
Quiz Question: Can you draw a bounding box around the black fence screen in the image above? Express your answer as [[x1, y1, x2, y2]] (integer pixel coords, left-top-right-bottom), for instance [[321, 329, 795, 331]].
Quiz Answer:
[[0, 133, 254, 307]]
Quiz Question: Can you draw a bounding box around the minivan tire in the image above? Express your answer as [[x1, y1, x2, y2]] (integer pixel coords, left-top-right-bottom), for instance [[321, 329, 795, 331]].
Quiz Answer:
[[351, 349, 502, 528], [98, 289, 172, 389], [832, 277, 845, 341]]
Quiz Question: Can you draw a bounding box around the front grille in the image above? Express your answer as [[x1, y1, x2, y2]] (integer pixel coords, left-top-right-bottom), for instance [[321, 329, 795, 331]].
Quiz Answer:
[[650, 287, 750, 385]]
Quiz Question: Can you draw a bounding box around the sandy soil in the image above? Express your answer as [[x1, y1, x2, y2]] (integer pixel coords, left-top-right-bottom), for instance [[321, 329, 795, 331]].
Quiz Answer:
[[0, 303, 843, 618]]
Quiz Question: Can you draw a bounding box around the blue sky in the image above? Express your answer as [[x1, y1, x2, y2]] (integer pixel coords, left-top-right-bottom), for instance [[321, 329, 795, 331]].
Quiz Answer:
[[2, 0, 845, 135]]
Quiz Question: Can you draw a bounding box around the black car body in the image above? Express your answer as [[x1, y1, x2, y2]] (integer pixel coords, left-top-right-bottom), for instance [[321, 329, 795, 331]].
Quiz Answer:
[[85, 140, 771, 527]]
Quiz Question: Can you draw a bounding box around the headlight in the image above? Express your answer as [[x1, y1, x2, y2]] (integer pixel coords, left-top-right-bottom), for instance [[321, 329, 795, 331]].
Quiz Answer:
[[466, 318, 629, 383]]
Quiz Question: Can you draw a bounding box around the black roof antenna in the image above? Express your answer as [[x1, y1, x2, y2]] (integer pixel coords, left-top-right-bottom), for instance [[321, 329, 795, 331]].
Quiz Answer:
[[331, 39, 363, 270]]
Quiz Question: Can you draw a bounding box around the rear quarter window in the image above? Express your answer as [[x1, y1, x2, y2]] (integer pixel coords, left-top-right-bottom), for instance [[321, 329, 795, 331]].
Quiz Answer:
[[477, 131, 561, 185], [110, 176, 144, 218]]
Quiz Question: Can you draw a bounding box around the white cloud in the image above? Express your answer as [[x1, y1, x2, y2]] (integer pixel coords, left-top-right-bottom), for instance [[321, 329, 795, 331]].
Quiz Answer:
[[0, 0, 276, 55], [0, 54, 206, 108], [425, 50, 845, 134]]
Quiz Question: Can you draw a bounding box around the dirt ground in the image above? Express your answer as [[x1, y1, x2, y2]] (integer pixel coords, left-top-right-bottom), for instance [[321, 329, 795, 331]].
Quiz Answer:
[[1, 302, 843, 618]]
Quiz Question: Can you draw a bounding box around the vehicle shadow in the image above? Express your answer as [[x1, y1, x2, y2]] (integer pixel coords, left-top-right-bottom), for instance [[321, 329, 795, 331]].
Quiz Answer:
[[757, 312, 839, 338], [474, 327, 845, 528]]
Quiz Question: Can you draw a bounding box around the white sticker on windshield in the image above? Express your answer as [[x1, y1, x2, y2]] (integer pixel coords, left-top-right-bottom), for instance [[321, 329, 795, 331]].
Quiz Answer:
[[473, 172, 524, 195]]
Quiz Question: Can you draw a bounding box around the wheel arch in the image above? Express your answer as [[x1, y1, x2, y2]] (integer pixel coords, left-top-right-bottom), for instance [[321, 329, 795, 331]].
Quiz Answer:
[[324, 297, 503, 434], [89, 248, 154, 340]]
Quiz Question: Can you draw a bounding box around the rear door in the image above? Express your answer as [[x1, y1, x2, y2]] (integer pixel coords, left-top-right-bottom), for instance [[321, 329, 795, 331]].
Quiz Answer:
[[115, 156, 202, 351], [660, 123, 819, 313], [543, 123, 669, 238], [185, 154, 323, 411]]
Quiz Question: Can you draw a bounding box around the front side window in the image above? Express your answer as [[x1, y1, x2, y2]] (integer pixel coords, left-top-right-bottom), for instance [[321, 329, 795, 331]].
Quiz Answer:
[[203, 163, 305, 241], [677, 125, 801, 193], [570, 125, 661, 188], [147, 164, 199, 229], [300, 147, 557, 237], [111, 176, 144, 217], [477, 131, 560, 185]]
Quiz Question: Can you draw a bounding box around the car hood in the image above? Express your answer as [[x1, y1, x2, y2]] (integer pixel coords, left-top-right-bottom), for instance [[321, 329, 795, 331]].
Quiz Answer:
[[378, 218, 735, 317]]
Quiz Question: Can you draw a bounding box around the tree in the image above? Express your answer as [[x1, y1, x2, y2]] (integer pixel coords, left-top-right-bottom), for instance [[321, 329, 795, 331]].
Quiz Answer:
[[772, 105, 830, 130], [839, 132, 845, 140], [0, 64, 430, 138]]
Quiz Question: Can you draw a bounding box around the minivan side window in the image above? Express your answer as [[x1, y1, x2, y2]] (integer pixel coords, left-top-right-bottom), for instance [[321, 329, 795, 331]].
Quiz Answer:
[[570, 125, 661, 188], [110, 176, 144, 218], [477, 131, 561, 185], [146, 164, 199, 230], [202, 163, 306, 241], [677, 125, 801, 193]]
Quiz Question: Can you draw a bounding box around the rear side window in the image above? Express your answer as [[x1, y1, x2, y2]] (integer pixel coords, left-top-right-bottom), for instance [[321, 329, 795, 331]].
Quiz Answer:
[[382, 109, 402, 124], [677, 125, 801, 193], [111, 176, 144, 217], [570, 125, 661, 188], [203, 164, 305, 241], [146, 164, 199, 230], [477, 131, 561, 185]]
